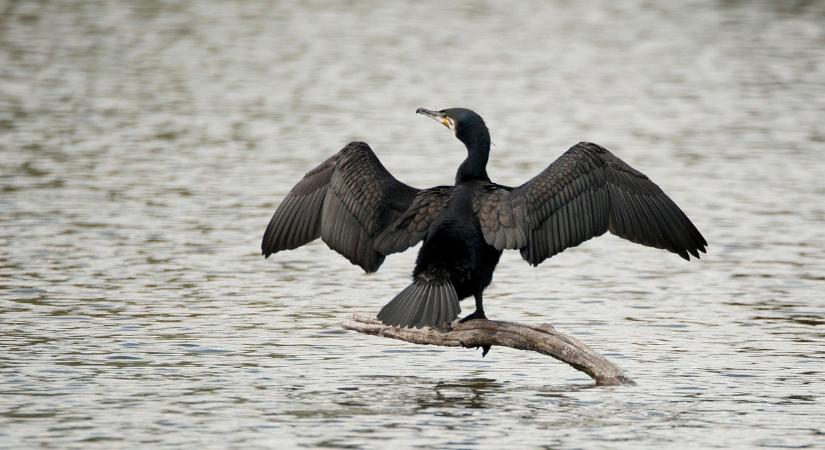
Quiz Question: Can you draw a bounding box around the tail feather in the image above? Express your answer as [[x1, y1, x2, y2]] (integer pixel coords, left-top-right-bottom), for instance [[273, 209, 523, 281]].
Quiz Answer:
[[378, 278, 460, 328]]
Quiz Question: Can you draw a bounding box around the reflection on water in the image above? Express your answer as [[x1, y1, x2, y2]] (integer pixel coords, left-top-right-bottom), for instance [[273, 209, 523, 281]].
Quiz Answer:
[[2, 0, 824, 448]]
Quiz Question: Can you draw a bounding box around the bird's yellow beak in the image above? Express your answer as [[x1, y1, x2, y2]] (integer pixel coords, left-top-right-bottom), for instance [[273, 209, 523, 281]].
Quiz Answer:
[[417, 107, 455, 131]]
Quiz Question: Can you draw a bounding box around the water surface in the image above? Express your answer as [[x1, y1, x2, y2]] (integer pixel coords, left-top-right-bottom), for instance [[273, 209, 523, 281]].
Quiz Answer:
[[2, 1, 824, 448]]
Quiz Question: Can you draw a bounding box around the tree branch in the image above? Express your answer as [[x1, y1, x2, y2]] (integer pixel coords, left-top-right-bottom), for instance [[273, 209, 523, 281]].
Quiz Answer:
[[342, 313, 634, 386]]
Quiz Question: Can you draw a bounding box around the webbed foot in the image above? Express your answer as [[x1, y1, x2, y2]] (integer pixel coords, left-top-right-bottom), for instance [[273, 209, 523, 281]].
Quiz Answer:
[[459, 310, 487, 323], [459, 310, 491, 356], [480, 344, 491, 357]]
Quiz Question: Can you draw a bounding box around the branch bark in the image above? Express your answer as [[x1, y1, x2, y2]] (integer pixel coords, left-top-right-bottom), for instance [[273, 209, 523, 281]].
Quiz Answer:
[[342, 313, 634, 386]]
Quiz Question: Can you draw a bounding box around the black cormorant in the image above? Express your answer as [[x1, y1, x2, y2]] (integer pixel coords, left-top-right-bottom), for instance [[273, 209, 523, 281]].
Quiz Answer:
[[262, 108, 707, 338]]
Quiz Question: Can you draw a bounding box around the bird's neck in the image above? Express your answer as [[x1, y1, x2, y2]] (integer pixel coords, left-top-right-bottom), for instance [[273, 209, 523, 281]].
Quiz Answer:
[[455, 134, 491, 184]]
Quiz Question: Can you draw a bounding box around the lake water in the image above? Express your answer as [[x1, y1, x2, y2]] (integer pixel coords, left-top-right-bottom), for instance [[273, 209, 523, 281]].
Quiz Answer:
[[2, 1, 824, 448]]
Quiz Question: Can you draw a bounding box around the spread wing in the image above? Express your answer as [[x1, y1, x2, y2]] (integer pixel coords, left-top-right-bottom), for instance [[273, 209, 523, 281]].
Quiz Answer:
[[373, 186, 454, 255], [261, 142, 419, 272], [476, 142, 707, 265]]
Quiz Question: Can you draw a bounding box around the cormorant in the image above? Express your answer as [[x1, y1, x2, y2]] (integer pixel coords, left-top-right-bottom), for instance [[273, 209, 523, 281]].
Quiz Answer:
[[262, 108, 707, 344]]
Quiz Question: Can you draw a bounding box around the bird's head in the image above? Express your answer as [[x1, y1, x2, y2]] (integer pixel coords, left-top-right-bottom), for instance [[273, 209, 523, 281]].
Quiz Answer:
[[416, 107, 490, 152]]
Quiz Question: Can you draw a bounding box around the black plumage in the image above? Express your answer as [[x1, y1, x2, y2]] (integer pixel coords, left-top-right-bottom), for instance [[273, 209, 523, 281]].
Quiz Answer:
[[262, 107, 707, 335]]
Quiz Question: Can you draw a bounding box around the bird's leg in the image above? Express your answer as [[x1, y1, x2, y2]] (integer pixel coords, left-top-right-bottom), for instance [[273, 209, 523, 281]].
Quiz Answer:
[[459, 293, 487, 322], [459, 293, 492, 357]]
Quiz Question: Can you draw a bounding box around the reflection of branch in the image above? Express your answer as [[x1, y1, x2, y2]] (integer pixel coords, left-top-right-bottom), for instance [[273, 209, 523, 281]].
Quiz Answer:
[[342, 313, 634, 386]]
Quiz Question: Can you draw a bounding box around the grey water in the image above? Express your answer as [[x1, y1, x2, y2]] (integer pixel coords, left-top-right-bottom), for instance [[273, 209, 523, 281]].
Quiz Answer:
[[2, 1, 824, 448]]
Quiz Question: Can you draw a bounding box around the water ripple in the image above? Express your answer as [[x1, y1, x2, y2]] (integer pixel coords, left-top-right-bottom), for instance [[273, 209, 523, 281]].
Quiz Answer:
[[2, 0, 825, 448]]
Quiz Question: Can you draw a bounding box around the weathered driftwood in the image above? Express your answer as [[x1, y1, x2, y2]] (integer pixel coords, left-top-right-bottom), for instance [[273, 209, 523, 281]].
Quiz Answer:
[[342, 313, 633, 386]]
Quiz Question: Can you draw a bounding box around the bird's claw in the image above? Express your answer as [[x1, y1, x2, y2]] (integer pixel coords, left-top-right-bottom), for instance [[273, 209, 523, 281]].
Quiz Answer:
[[477, 344, 492, 357], [459, 310, 488, 323]]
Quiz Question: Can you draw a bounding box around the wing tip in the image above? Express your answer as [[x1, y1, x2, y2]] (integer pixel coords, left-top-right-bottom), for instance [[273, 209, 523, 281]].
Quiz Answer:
[[678, 241, 708, 261]]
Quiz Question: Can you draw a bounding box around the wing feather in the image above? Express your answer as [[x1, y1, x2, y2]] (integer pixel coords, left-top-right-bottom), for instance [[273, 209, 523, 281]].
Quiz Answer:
[[261, 142, 418, 272], [373, 186, 453, 255], [478, 142, 707, 266]]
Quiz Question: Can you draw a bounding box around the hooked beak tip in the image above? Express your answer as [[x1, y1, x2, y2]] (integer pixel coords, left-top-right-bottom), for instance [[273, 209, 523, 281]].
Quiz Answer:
[[416, 107, 440, 120]]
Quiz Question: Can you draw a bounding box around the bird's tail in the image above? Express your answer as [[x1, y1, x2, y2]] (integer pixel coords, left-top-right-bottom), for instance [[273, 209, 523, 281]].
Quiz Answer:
[[377, 278, 460, 328]]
